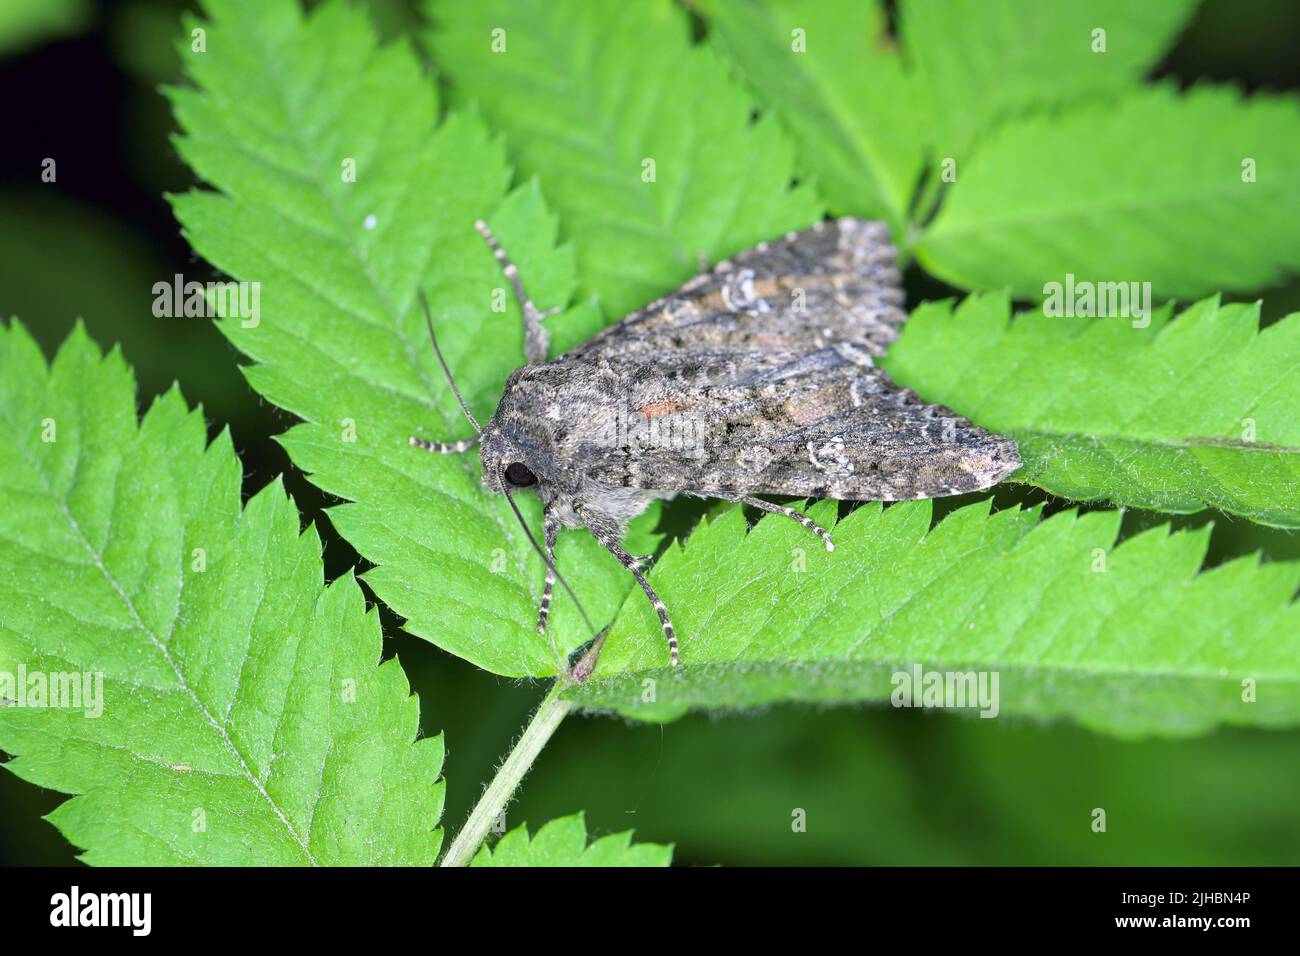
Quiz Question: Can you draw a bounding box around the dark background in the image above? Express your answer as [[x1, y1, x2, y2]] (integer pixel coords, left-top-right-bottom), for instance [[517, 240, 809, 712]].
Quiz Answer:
[[2, 0, 1299, 866]]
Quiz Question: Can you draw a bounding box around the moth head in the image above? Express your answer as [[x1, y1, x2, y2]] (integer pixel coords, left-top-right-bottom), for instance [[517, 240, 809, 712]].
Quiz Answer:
[[415, 288, 603, 647]]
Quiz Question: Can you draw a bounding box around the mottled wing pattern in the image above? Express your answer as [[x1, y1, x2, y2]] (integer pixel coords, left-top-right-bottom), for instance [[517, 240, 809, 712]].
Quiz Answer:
[[564, 218, 907, 363], [570, 349, 1020, 501], [541, 216, 1019, 502]]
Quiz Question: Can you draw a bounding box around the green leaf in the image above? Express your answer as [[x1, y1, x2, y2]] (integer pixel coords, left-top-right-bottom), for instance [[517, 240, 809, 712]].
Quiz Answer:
[[427, 0, 822, 317], [883, 292, 1300, 527], [916, 85, 1300, 299], [169, 0, 659, 677], [699, 0, 927, 232], [900, 0, 1200, 159], [698, 0, 1197, 233], [471, 812, 672, 866], [0, 321, 444, 865], [168, 1, 1300, 749], [569, 498, 1300, 738]]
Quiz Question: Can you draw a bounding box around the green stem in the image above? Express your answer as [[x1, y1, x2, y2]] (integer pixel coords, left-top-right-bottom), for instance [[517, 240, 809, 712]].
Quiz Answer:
[[440, 681, 573, 867]]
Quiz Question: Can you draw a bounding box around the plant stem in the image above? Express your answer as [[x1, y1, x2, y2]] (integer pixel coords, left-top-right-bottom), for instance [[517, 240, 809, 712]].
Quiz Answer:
[[440, 680, 573, 867]]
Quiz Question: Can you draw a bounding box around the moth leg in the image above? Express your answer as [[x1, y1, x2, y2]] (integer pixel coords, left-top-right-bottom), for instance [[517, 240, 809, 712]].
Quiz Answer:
[[739, 496, 835, 552], [588, 529, 680, 668], [408, 435, 480, 453], [474, 218, 556, 365], [536, 509, 560, 635]]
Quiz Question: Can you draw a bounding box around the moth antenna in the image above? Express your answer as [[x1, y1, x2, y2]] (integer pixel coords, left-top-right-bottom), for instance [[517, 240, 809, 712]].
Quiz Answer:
[[419, 289, 481, 435], [409, 436, 479, 454], [475, 218, 553, 364], [501, 482, 602, 657]]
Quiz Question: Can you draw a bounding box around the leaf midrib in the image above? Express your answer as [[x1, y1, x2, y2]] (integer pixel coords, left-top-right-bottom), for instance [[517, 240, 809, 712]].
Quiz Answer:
[[461, 8, 702, 274], [579, 656, 1297, 691], [779, 27, 909, 227], [1011, 426, 1300, 456], [3, 402, 318, 865]]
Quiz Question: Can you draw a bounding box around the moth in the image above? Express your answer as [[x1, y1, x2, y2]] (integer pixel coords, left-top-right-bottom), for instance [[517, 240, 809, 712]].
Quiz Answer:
[[412, 218, 1020, 668]]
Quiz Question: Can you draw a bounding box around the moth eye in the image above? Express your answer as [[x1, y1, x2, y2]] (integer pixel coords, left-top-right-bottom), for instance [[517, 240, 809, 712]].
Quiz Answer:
[[504, 461, 537, 487]]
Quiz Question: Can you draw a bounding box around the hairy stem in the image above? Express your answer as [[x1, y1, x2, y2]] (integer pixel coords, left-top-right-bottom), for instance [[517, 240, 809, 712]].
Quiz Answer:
[[440, 681, 573, 867]]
